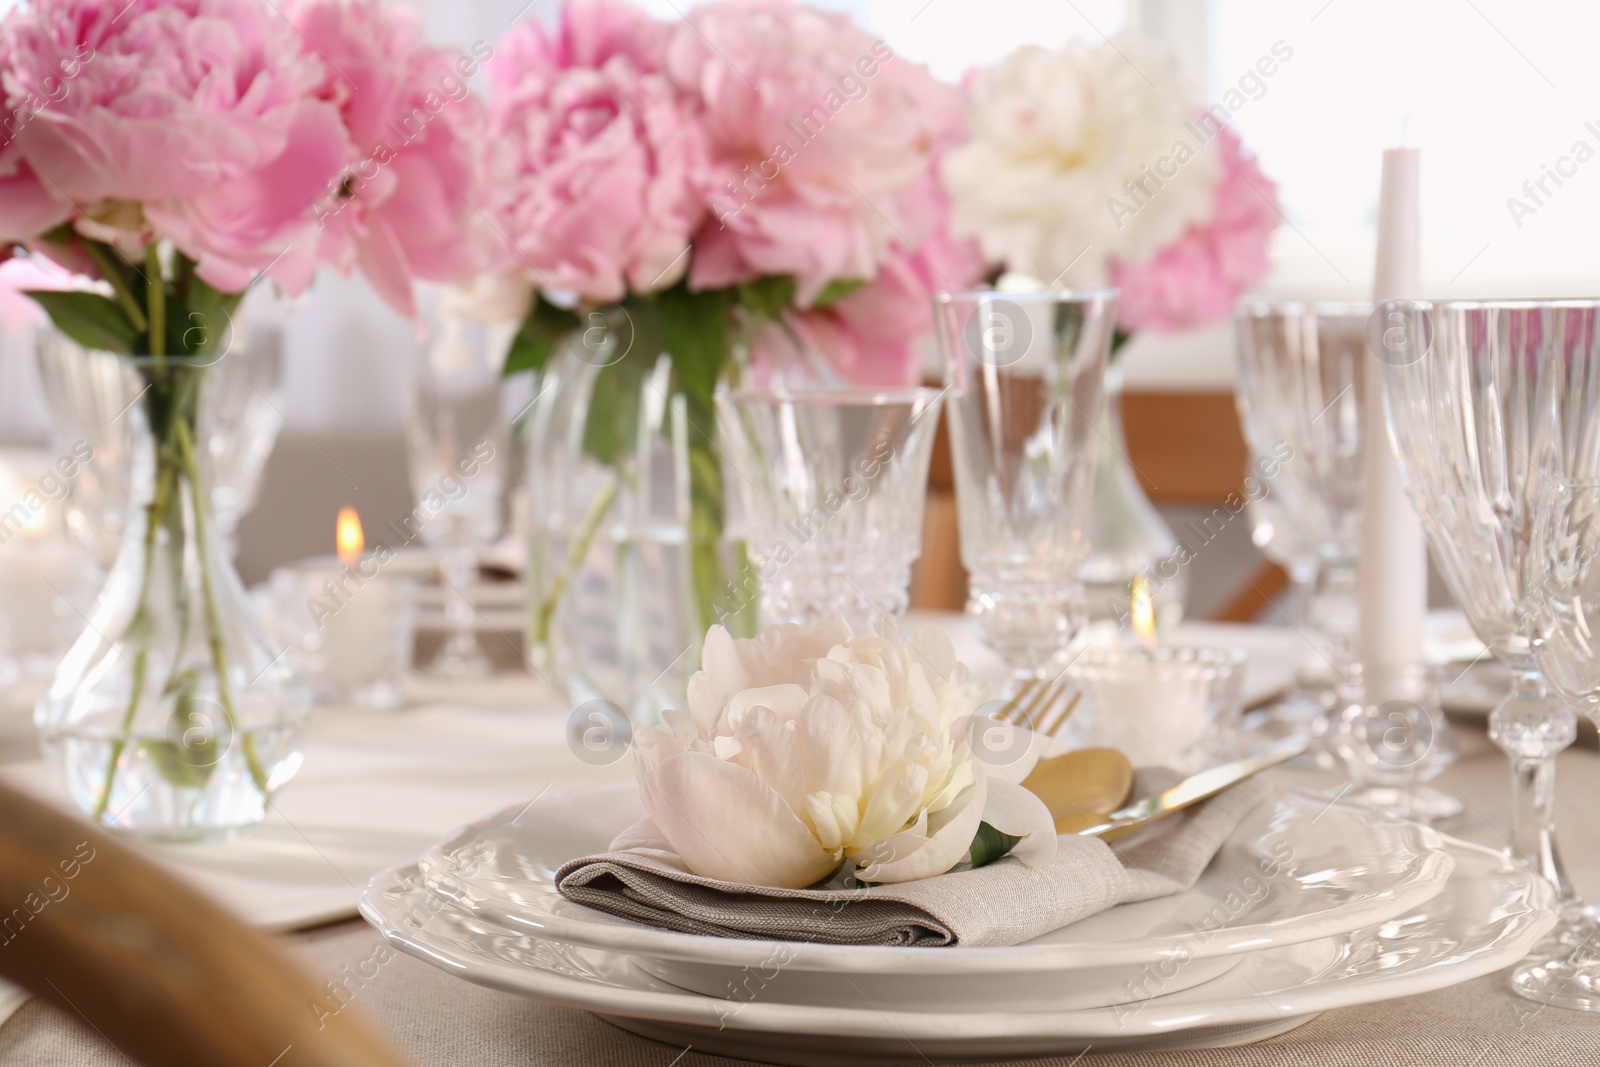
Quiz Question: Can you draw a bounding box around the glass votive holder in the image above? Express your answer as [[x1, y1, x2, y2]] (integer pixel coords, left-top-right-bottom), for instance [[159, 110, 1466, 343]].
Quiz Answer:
[[1066, 645, 1248, 771], [260, 561, 417, 710]]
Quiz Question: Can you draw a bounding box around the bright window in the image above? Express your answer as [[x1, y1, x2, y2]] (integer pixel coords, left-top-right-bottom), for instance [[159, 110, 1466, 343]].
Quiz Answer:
[[1215, 0, 1600, 298]]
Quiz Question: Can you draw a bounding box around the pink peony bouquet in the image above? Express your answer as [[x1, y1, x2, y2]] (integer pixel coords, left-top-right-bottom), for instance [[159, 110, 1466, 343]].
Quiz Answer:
[[489, 0, 982, 658], [942, 37, 1279, 341], [485, 0, 982, 389], [0, 0, 484, 354]]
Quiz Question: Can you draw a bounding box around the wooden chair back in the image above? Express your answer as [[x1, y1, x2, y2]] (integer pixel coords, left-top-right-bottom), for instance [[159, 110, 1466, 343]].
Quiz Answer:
[[909, 389, 1288, 620], [0, 782, 414, 1067]]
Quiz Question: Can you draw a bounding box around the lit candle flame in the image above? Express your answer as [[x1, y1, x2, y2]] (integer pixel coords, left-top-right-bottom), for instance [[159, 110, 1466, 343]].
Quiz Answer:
[[1130, 575, 1157, 651], [20, 503, 48, 540], [335, 506, 364, 566]]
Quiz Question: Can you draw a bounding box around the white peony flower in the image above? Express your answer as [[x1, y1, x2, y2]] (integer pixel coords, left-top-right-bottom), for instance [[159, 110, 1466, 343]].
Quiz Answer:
[[620, 620, 1058, 888], [942, 37, 1219, 287]]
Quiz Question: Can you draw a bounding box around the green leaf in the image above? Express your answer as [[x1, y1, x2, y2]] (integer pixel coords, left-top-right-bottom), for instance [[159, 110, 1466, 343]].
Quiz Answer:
[[968, 821, 1023, 869], [659, 285, 731, 407], [578, 350, 654, 467], [812, 277, 866, 309], [175, 261, 244, 357], [735, 275, 796, 321], [504, 297, 582, 376], [24, 290, 139, 354]]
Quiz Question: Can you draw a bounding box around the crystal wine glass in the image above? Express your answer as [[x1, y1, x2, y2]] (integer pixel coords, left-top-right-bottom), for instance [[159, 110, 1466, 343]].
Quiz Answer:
[[1234, 301, 1369, 697], [934, 289, 1113, 686], [404, 309, 519, 679], [1379, 298, 1600, 1004], [716, 388, 942, 632], [1525, 477, 1600, 1009]]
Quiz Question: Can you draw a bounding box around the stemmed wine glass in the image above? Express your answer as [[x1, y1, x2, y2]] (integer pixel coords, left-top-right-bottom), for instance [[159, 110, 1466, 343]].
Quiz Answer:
[[1234, 302, 1369, 701], [1379, 298, 1600, 1005], [404, 307, 521, 679], [933, 289, 1113, 688], [1526, 478, 1600, 1009]]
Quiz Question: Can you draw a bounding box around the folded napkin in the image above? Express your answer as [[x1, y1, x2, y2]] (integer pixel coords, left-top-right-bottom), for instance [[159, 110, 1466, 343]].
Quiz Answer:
[[555, 771, 1272, 948]]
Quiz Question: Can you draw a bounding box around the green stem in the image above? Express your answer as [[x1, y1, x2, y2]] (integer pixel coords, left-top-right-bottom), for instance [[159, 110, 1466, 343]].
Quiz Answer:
[[84, 242, 148, 334], [533, 476, 619, 650], [90, 457, 176, 823], [144, 242, 164, 358], [173, 413, 271, 800]]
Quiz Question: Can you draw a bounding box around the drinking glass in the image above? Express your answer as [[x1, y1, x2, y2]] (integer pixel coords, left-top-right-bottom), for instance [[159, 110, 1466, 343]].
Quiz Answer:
[[716, 389, 942, 631], [1525, 478, 1600, 1009], [1246, 487, 1319, 629], [1234, 302, 1369, 696], [1380, 299, 1600, 1005], [404, 311, 520, 679], [934, 290, 1113, 685]]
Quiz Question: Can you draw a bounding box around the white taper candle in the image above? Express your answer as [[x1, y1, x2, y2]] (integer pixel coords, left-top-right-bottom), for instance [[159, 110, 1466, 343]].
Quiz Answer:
[[1359, 147, 1428, 700]]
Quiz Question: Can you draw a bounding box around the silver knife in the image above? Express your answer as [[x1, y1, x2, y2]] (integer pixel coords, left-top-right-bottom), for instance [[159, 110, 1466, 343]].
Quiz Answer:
[[1076, 740, 1306, 841]]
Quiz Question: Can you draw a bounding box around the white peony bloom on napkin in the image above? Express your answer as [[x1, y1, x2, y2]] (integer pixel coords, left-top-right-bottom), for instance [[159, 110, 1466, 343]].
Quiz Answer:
[[620, 620, 1058, 889], [942, 36, 1219, 287]]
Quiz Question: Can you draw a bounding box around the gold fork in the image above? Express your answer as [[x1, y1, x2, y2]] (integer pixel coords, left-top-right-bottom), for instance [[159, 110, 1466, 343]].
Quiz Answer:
[[994, 675, 1082, 738]]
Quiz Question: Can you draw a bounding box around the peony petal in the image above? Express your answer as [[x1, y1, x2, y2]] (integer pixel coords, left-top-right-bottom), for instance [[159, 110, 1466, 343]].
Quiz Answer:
[[609, 815, 674, 853], [793, 694, 863, 802], [854, 774, 988, 884], [724, 683, 810, 728], [855, 759, 930, 845], [980, 777, 1059, 867], [640, 750, 835, 888], [723, 704, 807, 817], [954, 714, 1049, 784]]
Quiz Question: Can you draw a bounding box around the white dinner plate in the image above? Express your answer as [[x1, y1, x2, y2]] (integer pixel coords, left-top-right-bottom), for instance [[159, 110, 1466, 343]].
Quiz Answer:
[[412, 784, 1452, 1011], [362, 836, 1554, 1064]]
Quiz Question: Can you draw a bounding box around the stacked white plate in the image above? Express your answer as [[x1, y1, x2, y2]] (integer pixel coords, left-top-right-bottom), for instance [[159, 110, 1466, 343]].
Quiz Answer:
[[361, 783, 1557, 1064]]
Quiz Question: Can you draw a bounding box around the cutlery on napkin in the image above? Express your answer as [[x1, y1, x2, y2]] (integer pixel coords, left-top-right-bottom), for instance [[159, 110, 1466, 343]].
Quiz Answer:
[[554, 769, 1273, 947]]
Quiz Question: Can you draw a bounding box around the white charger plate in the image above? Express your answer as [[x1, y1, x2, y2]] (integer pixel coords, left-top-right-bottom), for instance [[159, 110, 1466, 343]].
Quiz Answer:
[[362, 836, 1554, 1064], [413, 784, 1453, 1012]]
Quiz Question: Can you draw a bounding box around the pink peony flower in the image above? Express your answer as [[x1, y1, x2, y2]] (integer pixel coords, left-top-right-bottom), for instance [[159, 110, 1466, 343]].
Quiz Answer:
[[485, 7, 708, 303], [0, 0, 347, 293], [489, 0, 664, 86], [787, 165, 985, 387], [1110, 126, 1278, 333], [666, 0, 956, 306], [0, 254, 80, 331], [289, 0, 487, 319]]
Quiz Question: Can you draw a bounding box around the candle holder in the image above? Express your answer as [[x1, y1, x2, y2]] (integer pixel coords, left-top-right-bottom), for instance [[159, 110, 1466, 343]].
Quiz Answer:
[[1065, 645, 1247, 772], [1326, 662, 1460, 825], [261, 562, 417, 710]]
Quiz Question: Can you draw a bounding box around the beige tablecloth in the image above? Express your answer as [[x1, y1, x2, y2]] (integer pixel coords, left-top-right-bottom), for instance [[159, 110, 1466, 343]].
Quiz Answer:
[[6, 631, 1600, 1064]]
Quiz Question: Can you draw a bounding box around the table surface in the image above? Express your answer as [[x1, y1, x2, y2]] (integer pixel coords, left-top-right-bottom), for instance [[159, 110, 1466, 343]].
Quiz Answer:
[[5, 622, 1600, 1066]]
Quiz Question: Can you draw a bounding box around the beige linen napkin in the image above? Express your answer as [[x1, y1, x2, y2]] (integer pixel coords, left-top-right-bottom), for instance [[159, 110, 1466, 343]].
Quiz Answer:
[[555, 771, 1272, 947]]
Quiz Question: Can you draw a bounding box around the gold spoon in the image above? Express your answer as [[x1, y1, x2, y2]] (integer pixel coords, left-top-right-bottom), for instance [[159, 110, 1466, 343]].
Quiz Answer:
[[1021, 747, 1135, 835]]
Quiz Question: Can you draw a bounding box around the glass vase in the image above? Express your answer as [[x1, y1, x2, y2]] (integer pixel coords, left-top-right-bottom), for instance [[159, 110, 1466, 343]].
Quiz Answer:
[[1081, 365, 1188, 628], [34, 345, 310, 840], [525, 330, 755, 722]]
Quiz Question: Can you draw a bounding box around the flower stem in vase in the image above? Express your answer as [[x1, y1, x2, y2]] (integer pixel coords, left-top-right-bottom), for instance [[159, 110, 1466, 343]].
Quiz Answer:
[[532, 474, 619, 654], [174, 410, 271, 797]]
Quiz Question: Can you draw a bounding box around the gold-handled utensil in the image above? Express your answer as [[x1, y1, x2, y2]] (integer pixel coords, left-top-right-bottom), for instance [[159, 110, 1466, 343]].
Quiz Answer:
[[995, 675, 1081, 738], [1021, 748, 1135, 834], [1077, 740, 1306, 842]]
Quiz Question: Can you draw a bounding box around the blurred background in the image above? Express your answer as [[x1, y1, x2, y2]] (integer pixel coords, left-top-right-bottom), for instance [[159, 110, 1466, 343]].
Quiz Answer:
[[0, 0, 1592, 647]]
